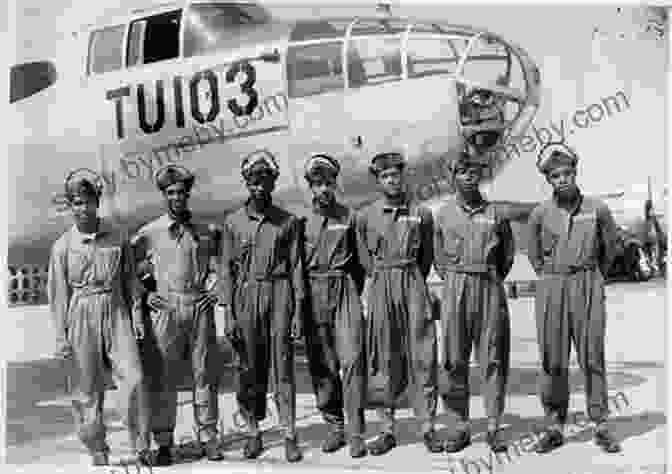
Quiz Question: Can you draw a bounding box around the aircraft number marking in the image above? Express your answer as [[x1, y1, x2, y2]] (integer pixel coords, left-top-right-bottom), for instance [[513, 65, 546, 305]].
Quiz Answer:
[[225, 60, 259, 117], [106, 61, 265, 140]]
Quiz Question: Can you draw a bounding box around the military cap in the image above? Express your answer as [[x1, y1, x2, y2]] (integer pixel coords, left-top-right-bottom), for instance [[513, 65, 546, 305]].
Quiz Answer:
[[536, 142, 578, 174], [241, 149, 280, 180], [64, 168, 104, 202], [154, 164, 195, 191], [369, 152, 406, 176], [304, 154, 341, 182]]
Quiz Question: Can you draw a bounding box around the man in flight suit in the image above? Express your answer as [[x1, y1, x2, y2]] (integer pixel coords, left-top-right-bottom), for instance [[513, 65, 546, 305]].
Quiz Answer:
[[528, 143, 622, 454], [217, 152, 304, 462], [357, 152, 444, 456], [132, 165, 223, 465], [48, 170, 151, 466], [433, 151, 514, 453], [301, 154, 368, 458]]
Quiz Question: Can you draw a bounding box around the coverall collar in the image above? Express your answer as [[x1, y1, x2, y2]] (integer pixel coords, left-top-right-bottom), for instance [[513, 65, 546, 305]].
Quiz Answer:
[[456, 192, 488, 216], [72, 218, 111, 243], [244, 198, 274, 221], [382, 194, 410, 213], [553, 189, 584, 216]]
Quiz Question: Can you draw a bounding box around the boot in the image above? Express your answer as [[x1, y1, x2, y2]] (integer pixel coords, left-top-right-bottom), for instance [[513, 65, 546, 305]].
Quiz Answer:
[[243, 433, 263, 459], [136, 449, 153, 467], [594, 425, 622, 453], [155, 446, 173, 466], [349, 436, 368, 458], [91, 451, 109, 466], [534, 429, 564, 454], [285, 435, 303, 463], [423, 430, 445, 453], [202, 438, 225, 461], [486, 429, 508, 453], [322, 428, 347, 453], [368, 433, 396, 456], [443, 429, 471, 453]]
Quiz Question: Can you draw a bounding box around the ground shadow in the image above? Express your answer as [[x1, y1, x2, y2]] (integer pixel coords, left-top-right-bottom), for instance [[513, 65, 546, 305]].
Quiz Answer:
[[565, 411, 667, 445]]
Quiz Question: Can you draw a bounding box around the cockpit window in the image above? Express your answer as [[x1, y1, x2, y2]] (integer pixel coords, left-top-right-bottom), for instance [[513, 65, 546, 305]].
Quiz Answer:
[[127, 10, 182, 67], [287, 42, 344, 98], [183, 3, 271, 57], [88, 24, 126, 75], [406, 36, 459, 79], [347, 36, 402, 88], [290, 20, 349, 42]]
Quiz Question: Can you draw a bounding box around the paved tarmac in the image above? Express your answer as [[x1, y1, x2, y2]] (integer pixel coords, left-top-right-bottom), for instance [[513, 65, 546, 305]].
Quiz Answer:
[[5, 278, 667, 474]]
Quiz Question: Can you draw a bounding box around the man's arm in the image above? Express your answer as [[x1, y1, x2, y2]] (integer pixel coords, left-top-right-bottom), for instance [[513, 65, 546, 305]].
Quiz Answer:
[[348, 211, 367, 296], [47, 240, 71, 354], [418, 206, 435, 280], [496, 217, 516, 281], [598, 202, 619, 277], [527, 206, 544, 276], [121, 235, 146, 307], [289, 215, 307, 303], [121, 236, 146, 339], [354, 209, 373, 276], [216, 220, 236, 308]]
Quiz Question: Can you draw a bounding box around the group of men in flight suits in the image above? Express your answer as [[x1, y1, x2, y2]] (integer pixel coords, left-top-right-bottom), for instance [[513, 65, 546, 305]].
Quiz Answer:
[[47, 141, 623, 467]]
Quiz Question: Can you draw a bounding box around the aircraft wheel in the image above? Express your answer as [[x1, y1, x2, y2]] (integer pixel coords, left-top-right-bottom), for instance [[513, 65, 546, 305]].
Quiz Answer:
[[632, 245, 653, 281]]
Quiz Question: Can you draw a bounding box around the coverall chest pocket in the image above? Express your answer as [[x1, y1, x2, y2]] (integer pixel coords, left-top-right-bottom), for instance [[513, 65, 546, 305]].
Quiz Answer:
[[396, 215, 422, 252], [325, 224, 348, 246], [541, 225, 560, 258], [95, 245, 122, 280], [471, 216, 497, 255], [68, 250, 91, 283], [441, 228, 463, 263], [571, 211, 598, 243], [235, 237, 253, 276]]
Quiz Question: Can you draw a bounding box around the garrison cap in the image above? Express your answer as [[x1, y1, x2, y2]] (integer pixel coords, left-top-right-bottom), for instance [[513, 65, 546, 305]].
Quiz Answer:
[[154, 164, 195, 191], [369, 152, 406, 176], [304, 154, 340, 182], [241, 149, 280, 180], [64, 168, 104, 202], [536, 142, 578, 174]]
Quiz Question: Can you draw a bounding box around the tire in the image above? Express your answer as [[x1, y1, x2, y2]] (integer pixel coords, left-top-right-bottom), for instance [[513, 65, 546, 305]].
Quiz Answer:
[[632, 245, 653, 281]]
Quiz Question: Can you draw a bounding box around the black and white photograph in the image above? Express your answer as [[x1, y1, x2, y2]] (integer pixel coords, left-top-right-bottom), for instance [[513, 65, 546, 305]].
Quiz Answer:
[[5, 1, 668, 473]]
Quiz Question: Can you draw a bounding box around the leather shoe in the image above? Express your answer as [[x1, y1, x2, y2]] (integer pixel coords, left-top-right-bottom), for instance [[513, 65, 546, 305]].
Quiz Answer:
[[534, 429, 564, 454], [136, 449, 153, 467], [486, 429, 508, 453], [91, 451, 109, 466], [368, 433, 397, 456], [423, 430, 445, 453], [155, 446, 173, 466], [322, 430, 346, 453], [350, 436, 368, 458], [202, 438, 224, 461], [594, 428, 622, 453], [444, 430, 471, 453], [285, 436, 303, 463], [243, 434, 263, 459]]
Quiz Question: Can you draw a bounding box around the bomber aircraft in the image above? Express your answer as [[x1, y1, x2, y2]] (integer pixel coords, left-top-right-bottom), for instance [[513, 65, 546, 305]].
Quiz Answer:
[[7, 1, 662, 305]]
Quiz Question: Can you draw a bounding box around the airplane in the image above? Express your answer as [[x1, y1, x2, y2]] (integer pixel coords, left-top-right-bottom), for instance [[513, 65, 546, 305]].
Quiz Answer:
[[7, 1, 663, 307]]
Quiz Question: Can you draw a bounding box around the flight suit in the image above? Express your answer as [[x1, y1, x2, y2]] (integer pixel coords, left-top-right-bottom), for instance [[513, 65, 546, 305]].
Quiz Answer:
[[527, 194, 619, 425], [302, 202, 367, 438], [218, 202, 304, 437], [131, 214, 220, 447], [48, 221, 150, 456], [357, 198, 437, 434], [433, 198, 514, 424]]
